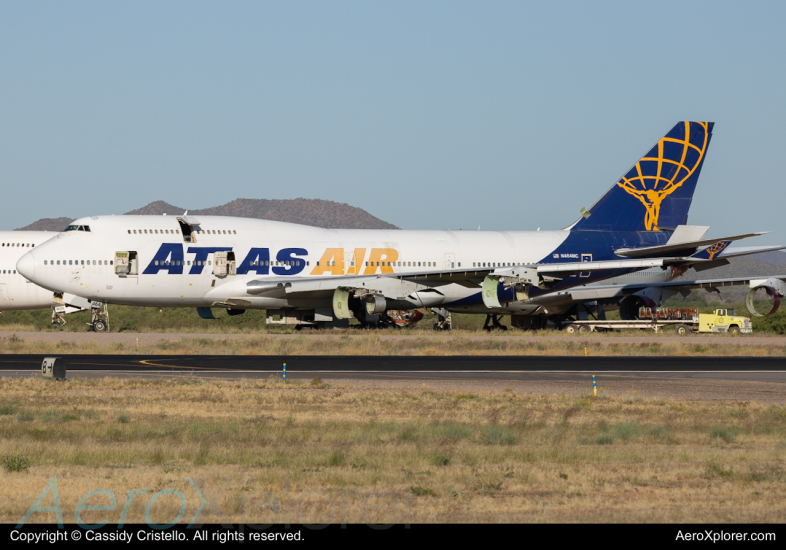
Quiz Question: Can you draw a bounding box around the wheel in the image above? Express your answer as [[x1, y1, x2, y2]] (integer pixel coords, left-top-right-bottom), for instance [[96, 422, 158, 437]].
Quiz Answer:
[[578, 325, 590, 334], [433, 323, 442, 331], [482, 325, 491, 332], [676, 325, 690, 336], [564, 324, 576, 334], [729, 325, 740, 335], [93, 320, 107, 332]]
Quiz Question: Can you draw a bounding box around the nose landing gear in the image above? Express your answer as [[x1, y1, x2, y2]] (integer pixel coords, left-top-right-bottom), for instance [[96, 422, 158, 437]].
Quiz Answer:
[[51, 306, 66, 328], [87, 302, 110, 332]]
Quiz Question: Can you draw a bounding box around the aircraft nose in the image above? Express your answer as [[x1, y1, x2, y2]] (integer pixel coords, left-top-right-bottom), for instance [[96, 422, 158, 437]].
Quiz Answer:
[[17, 251, 36, 280]]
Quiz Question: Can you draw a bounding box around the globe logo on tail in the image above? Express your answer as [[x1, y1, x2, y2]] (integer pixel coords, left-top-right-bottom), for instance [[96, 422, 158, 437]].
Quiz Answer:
[[702, 241, 730, 260], [617, 121, 710, 230]]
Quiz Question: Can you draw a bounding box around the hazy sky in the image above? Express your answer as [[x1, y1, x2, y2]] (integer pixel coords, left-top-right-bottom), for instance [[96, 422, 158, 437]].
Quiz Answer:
[[1, 1, 784, 244]]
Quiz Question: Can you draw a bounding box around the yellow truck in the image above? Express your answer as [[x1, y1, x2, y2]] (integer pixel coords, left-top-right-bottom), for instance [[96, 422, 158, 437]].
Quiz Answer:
[[694, 308, 753, 335]]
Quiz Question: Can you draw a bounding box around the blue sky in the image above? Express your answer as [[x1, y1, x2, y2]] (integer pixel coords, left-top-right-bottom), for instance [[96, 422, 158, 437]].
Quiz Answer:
[[1, 1, 784, 244]]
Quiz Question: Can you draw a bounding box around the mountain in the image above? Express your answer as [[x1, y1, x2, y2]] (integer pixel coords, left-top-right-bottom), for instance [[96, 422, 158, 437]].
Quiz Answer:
[[123, 200, 186, 216], [16, 198, 399, 231], [14, 217, 74, 232], [755, 250, 786, 266]]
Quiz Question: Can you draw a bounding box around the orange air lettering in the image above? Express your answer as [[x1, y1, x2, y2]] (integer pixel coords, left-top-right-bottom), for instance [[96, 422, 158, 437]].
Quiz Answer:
[[310, 248, 345, 275], [363, 248, 399, 275], [345, 248, 366, 275]]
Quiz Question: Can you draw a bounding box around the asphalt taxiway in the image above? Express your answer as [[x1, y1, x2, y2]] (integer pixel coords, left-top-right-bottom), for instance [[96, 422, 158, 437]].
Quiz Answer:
[[0, 354, 784, 383]]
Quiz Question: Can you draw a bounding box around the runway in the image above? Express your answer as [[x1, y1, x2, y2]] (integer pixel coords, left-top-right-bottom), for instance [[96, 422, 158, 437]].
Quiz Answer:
[[1, 354, 785, 383]]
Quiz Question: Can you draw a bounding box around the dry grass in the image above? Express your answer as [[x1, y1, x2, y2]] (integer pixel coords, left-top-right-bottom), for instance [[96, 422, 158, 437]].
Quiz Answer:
[[0, 332, 785, 356], [1, 377, 786, 523]]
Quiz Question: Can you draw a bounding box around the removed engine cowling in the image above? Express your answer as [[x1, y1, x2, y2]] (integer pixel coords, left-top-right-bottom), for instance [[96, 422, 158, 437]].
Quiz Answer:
[[481, 270, 537, 308], [333, 287, 388, 319], [333, 287, 354, 320], [746, 286, 781, 317]]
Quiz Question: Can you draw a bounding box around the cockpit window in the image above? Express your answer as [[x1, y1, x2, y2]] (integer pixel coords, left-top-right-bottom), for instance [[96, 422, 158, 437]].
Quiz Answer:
[[64, 225, 91, 232]]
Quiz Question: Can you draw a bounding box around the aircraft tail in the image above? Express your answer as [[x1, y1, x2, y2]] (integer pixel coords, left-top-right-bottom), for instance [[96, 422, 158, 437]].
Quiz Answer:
[[571, 121, 714, 232]]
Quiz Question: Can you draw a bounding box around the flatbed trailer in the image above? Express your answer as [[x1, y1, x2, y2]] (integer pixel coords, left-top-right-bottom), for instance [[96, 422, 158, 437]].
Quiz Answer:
[[563, 319, 692, 334], [563, 307, 752, 335]]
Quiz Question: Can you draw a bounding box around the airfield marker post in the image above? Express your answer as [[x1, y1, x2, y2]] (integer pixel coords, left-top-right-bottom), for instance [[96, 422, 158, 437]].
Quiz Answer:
[[283, 363, 286, 383], [593, 375, 597, 397]]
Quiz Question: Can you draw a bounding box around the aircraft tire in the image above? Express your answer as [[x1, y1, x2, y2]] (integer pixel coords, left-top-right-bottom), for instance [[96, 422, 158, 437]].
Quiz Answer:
[[93, 320, 107, 332]]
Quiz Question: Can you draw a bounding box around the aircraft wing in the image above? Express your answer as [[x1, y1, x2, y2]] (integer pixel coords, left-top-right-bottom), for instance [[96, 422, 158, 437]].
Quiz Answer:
[[566, 275, 786, 303], [243, 257, 692, 297]]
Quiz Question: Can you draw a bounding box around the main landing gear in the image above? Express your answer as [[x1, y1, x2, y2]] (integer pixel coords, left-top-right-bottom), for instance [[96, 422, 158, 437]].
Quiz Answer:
[[432, 308, 452, 331], [483, 314, 508, 332]]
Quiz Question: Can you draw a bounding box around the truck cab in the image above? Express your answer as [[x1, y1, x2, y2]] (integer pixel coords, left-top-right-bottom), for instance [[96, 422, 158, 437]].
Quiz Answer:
[[698, 308, 752, 334]]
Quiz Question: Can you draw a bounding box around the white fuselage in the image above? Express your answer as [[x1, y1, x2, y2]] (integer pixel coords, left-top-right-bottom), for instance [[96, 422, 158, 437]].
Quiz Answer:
[[18, 216, 568, 310]]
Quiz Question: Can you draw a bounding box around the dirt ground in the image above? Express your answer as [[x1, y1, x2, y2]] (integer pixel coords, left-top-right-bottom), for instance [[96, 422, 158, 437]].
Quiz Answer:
[[1, 330, 784, 347]]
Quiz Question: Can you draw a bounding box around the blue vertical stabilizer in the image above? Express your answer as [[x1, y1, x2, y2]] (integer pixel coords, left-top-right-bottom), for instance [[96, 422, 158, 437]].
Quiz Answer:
[[572, 121, 714, 232]]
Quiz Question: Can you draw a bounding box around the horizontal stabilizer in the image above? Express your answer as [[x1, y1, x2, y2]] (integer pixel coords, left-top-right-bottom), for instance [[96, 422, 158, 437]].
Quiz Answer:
[[718, 245, 786, 259], [615, 232, 769, 258]]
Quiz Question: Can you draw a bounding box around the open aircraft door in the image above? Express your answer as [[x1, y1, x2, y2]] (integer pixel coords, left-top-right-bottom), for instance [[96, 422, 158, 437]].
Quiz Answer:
[[213, 251, 236, 277], [444, 253, 456, 270], [115, 251, 138, 275]]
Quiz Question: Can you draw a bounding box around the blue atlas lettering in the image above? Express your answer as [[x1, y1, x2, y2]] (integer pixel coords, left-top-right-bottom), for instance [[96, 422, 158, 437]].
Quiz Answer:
[[143, 244, 185, 274], [237, 248, 271, 275], [187, 247, 232, 274], [273, 248, 307, 275]]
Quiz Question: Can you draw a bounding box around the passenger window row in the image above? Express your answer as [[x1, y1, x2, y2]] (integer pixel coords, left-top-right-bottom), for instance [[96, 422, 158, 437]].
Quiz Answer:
[[154, 260, 212, 266], [126, 229, 238, 235], [1, 270, 17, 274], [319, 261, 460, 268], [1, 243, 34, 247], [43, 260, 113, 266], [128, 229, 180, 235]]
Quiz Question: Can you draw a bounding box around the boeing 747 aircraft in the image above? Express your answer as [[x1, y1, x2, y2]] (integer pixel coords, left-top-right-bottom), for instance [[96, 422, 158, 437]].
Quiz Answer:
[[16, 121, 785, 330], [0, 232, 90, 324]]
